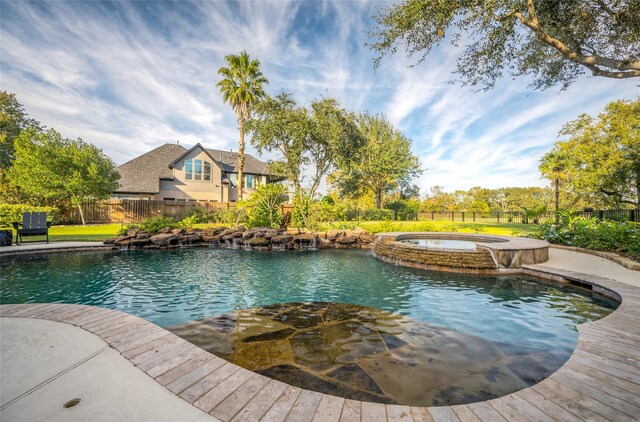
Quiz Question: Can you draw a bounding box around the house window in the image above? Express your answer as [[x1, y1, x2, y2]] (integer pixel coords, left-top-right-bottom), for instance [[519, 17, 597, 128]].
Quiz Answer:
[[185, 160, 193, 180], [184, 159, 212, 182], [245, 174, 256, 189], [228, 173, 260, 189]]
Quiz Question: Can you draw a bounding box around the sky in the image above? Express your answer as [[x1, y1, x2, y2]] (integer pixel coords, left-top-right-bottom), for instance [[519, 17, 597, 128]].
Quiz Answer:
[[1, 0, 637, 196]]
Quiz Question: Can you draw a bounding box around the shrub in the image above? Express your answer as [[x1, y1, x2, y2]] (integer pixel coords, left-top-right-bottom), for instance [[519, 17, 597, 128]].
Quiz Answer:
[[216, 208, 249, 227], [528, 215, 640, 257], [246, 184, 287, 228], [0, 204, 60, 228], [178, 215, 198, 230]]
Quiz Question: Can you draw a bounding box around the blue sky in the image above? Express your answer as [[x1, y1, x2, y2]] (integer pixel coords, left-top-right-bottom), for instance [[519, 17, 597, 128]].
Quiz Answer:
[[1, 1, 637, 195]]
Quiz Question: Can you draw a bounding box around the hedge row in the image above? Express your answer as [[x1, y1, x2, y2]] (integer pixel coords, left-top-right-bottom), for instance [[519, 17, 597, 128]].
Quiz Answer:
[[0, 204, 60, 228]]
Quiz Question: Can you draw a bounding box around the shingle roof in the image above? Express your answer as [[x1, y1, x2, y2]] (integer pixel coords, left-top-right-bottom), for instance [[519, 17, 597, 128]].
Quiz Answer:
[[115, 143, 274, 194], [206, 148, 270, 175], [115, 144, 185, 193]]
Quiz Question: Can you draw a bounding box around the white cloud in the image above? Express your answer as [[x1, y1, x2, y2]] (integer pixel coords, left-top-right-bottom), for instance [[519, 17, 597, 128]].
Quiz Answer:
[[1, 0, 637, 193]]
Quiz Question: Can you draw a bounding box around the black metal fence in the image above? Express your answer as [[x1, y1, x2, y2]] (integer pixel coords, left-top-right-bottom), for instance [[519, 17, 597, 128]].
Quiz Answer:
[[418, 209, 639, 223]]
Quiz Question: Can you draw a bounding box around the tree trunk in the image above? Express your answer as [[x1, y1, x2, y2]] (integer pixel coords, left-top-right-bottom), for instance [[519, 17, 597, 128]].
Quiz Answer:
[[554, 177, 560, 224], [375, 190, 382, 209], [77, 203, 86, 226], [238, 119, 245, 201]]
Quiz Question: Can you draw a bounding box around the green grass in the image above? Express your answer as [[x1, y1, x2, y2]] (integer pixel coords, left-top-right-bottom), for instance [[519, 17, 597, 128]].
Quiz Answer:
[[319, 220, 535, 236], [2, 220, 535, 243], [1, 224, 123, 242]]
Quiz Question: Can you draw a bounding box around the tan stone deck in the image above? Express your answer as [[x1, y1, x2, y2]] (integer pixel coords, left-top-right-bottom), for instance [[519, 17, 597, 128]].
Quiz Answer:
[[1, 247, 639, 421]]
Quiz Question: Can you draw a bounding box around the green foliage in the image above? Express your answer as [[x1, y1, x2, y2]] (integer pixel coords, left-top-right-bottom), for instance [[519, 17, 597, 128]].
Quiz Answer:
[[291, 191, 313, 228], [138, 216, 177, 234], [7, 128, 120, 224], [0, 204, 60, 228], [330, 113, 422, 208], [119, 216, 177, 235], [545, 98, 640, 208], [384, 199, 420, 220], [246, 183, 287, 228], [217, 51, 269, 198], [247, 93, 363, 197], [178, 215, 198, 230], [0, 91, 41, 170], [369, 0, 640, 90], [529, 214, 640, 256], [216, 208, 249, 227], [290, 191, 345, 229]]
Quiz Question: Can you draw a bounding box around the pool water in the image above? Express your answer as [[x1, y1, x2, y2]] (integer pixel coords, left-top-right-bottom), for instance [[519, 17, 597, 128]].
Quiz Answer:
[[399, 238, 478, 250], [0, 248, 615, 353]]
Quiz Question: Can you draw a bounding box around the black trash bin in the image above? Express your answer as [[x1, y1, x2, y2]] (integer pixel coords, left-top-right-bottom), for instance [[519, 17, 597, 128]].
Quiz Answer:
[[0, 230, 12, 246]]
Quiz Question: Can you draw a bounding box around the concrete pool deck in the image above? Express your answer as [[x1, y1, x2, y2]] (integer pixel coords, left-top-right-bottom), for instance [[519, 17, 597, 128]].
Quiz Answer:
[[1, 245, 639, 421]]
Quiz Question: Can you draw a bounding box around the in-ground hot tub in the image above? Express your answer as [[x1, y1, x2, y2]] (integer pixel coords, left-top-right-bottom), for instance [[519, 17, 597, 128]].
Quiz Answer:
[[373, 232, 549, 273]]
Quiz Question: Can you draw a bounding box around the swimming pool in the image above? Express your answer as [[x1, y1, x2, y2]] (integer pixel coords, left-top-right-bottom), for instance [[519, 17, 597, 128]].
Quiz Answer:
[[0, 248, 615, 349]]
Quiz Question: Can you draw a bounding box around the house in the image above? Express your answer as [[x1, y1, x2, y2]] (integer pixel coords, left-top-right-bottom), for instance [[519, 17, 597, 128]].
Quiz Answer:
[[113, 142, 282, 202]]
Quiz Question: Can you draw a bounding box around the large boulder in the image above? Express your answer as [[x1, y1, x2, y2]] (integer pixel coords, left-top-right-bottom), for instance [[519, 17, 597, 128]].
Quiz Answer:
[[149, 233, 179, 246], [136, 232, 151, 239], [326, 229, 343, 241], [103, 235, 131, 245], [201, 235, 221, 243], [129, 238, 151, 247], [158, 226, 173, 234], [127, 228, 140, 237], [293, 234, 316, 243], [179, 234, 202, 244], [271, 235, 293, 244], [359, 234, 375, 244], [317, 237, 333, 249], [244, 237, 270, 246], [264, 229, 281, 239], [171, 228, 185, 236], [336, 235, 358, 245]]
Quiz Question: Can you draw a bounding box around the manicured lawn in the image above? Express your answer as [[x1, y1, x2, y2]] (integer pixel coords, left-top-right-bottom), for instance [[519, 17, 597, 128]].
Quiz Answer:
[[8, 224, 124, 242], [321, 220, 536, 236]]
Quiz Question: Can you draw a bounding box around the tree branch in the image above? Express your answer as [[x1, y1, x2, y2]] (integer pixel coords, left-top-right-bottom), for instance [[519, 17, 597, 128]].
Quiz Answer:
[[510, 7, 640, 78]]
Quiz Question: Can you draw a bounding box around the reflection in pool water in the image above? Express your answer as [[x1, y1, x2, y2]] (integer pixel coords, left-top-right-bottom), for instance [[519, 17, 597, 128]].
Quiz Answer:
[[399, 238, 478, 250], [1, 248, 616, 404]]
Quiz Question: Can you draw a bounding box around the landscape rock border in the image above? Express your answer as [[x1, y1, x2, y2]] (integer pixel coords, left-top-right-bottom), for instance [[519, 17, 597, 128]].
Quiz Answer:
[[104, 226, 375, 251]]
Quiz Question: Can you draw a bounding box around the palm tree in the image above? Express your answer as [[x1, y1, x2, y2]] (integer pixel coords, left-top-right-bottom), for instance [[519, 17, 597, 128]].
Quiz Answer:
[[539, 147, 569, 219], [217, 51, 268, 200]]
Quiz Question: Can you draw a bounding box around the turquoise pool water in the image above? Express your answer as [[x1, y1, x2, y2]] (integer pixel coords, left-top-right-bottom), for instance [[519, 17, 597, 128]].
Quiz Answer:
[[0, 248, 615, 355]]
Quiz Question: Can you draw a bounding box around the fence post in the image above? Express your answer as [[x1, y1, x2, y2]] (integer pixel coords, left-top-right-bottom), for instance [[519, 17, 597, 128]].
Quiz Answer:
[[598, 210, 604, 220], [473, 212, 476, 222], [451, 211, 454, 222], [462, 212, 465, 222], [431, 212, 434, 221], [631, 209, 637, 222], [497, 211, 500, 223]]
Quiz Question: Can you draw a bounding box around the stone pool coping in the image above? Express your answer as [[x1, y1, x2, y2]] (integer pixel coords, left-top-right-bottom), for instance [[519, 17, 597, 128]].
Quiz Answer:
[[0, 241, 114, 257], [374, 232, 549, 272], [2, 252, 640, 421]]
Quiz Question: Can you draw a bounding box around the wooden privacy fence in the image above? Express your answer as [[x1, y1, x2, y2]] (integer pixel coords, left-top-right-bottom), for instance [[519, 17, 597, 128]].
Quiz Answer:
[[60, 200, 236, 224], [59, 200, 296, 224]]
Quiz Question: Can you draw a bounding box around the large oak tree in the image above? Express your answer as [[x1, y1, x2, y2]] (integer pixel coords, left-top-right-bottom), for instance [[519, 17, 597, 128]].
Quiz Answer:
[[330, 113, 422, 209], [369, 0, 640, 90]]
